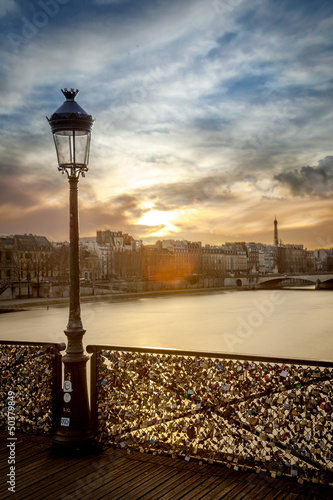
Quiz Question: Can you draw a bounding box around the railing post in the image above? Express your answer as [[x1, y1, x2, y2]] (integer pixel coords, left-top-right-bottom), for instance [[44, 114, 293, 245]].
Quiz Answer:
[[88, 346, 98, 437]]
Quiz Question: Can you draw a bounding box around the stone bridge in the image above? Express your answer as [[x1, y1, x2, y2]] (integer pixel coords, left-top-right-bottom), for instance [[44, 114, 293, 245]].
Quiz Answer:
[[224, 274, 333, 289], [257, 274, 333, 289]]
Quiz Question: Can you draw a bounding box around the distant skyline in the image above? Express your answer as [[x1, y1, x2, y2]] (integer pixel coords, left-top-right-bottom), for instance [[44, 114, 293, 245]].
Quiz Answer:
[[0, 0, 333, 250], [0, 218, 328, 252]]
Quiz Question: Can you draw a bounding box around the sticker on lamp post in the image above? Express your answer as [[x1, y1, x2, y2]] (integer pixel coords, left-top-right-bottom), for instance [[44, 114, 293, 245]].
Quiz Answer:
[[64, 393, 71, 403], [61, 417, 70, 427], [64, 381, 73, 392]]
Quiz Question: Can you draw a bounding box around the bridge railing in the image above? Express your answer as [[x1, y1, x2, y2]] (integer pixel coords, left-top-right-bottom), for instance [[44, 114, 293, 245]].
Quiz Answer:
[[87, 345, 333, 485], [0, 340, 65, 436]]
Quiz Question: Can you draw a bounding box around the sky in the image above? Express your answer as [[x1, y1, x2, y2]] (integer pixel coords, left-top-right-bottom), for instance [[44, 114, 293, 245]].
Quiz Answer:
[[0, 0, 333, 249]]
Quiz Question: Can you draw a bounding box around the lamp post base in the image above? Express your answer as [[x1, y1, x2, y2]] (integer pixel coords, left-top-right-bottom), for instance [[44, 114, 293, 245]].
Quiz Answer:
[[52, 430, 95, 456], [51, 330, 98, 456]]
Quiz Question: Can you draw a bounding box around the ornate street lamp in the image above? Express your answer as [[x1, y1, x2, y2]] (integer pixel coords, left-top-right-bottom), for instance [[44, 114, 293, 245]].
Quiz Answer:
[[47, 88, 94, 453]]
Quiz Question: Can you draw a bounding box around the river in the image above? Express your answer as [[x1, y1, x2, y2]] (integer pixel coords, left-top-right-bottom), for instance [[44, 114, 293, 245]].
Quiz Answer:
[[0, 288, 332, 361]]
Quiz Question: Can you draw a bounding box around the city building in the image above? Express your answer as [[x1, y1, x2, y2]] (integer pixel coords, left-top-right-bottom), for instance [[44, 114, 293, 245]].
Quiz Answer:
[[94, 230, 143, 279], [0, 236, 15, 282], [313, 249, 333, 272], [0, 227, 323, 298], [203, 243, 248, 275], [0, 234, 53, 283], [0, 234, 53, 298], [158, 240, 202, 280], [245, 242, 260, 273]]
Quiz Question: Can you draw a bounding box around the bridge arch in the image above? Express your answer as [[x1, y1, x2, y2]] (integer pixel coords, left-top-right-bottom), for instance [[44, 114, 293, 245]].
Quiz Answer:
[[257, 274, 333, 288]]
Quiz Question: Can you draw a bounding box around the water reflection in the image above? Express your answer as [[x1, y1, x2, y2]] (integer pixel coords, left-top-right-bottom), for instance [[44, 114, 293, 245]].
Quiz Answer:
[[0, 289, 332, 360]]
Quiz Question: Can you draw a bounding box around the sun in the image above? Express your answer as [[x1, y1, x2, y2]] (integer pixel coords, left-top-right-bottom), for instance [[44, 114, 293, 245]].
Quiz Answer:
[[141, 201, 155, 210], [136, 209, 181, 237]]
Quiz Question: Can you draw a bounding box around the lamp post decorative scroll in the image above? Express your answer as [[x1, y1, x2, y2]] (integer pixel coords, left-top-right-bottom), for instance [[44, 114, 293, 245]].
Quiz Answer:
[[47, 88, 94, 453]]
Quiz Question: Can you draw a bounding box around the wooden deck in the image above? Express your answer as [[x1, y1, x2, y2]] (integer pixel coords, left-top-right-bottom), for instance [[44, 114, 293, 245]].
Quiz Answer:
[[0, 432, 332, 500]]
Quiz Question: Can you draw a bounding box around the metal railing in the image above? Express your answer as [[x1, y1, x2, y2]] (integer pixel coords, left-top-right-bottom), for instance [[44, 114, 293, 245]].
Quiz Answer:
[[88, 345, 333, 485], [0, 341, 65, 436]]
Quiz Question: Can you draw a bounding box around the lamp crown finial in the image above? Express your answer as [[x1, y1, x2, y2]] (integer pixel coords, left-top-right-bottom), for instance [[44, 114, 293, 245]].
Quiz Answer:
[[61, 88, 79, 100]]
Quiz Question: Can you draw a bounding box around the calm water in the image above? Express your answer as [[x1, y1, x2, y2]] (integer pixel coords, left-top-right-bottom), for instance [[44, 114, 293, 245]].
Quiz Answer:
[[0, 288, 332, 361]]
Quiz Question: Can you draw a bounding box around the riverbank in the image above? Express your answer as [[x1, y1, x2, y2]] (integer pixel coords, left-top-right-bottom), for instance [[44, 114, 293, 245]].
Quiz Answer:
[[0, 286, 235, 312]]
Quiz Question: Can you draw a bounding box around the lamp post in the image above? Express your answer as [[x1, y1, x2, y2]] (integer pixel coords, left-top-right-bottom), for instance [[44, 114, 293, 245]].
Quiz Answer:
[[47, 88, 94, 453]]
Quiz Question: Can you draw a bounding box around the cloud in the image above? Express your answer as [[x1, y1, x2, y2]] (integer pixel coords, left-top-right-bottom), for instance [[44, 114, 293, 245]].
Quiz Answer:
[[0, 0, 332, 249], [0, 0, 17, 18], [93, 0, 130, 5], [274, 156, 333, 198], [130, 173, 240, 212]]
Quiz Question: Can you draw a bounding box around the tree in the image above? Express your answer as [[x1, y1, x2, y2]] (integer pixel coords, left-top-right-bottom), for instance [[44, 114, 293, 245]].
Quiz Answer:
[[50, 244, 70, 297]]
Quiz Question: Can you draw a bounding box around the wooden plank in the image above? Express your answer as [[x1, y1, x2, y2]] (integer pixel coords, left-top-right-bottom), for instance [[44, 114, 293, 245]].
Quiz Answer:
[[156, 471, 211, 500], [238, 473, 288, 496], [310, 488, 333, 500], [195, 476, 242, 500], [0, 444, 47, 468], [295, 483, 333, 500], [39, 458, 153, 500], [126, 467, 182, 498], [262, 491, 290, 500], [283, 493, 307, 500], [76, 460, 161, 500], [0, 435, 51, 471], [221, 481, 259, 500], [8, 454, 95, 498], [139, 471, 199, 500], [111, 465, 181, 499], [1, 431, 332, 500], [125, 451, 152, 463], [8, 459, 108, 500], [180, 475, 229, 500], [9, 449, 132, 500], [239, 484, 278, 500], [46, 451, 142, 500]]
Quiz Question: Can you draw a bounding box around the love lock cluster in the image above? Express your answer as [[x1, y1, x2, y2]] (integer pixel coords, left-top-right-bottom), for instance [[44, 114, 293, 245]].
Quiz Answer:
[[0, 344, 54, 435], [94, 349, 333, 485]]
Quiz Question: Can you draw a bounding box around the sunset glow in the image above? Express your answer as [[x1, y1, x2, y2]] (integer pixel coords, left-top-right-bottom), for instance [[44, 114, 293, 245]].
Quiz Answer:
[[137, 209, 181, 237], [0, 1, 332, 249]]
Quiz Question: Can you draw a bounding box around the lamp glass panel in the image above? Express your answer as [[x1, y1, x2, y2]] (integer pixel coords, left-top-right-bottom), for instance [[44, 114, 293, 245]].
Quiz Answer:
[[74, 131, 91, 166], [53, 130, 90, 167], [53, 131, 73, 167]]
